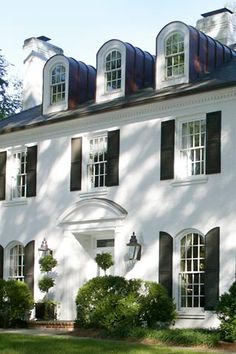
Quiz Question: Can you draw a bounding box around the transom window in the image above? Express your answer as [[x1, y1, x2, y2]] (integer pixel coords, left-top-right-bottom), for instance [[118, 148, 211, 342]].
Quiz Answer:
[[105, 50, 121, 92], [180, 119, 206, 177], [88, 135, 107, 188], [165, 32, 184, 78], [9, 244, 24, 281], [50, 64, 66, 104], [11, 150, 27, 199], [179, 233, 205, 308]]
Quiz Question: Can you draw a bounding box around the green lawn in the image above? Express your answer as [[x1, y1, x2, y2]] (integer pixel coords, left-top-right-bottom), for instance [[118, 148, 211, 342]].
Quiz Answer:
[[0, 334, 226, 354]]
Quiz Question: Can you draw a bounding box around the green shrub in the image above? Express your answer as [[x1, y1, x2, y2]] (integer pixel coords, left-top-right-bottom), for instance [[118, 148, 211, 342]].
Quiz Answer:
[[0, 279, 34, 328], [138, 281, 176, 327], [76, 276, 175, 335], [216, 281, 236, 342]]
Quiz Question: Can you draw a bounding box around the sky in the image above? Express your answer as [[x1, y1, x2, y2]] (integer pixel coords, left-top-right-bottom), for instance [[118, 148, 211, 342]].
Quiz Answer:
[[1, 0, 231, 79]]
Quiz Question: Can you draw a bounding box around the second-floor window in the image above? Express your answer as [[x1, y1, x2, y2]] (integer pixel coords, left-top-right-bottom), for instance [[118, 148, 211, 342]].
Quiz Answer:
[[88, 135, 107, 188], [180, 119, 206, 177], [165, 32, 184, 79], [105, 50, 122, 92], [12, 150, 27, 199], [50, 64, 66, 104]]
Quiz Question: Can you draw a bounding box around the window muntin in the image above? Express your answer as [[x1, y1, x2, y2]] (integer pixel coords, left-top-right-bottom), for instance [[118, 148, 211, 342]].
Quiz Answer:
[[9, 244, 24, 281], [179, 233, 205, 308], [105, 50, 122, 92], [11, 150, 27, 199], [88, 135, 107, 188], [50, 64, 66, 104], [165, 32, 184, 79], [180, 119, 206, 177]]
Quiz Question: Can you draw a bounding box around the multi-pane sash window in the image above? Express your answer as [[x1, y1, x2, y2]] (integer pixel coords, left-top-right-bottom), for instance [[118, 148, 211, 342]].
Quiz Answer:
[[50, 64, 66, 104], [12, 150, 27, 199], [165, 32, 184, 78], [180, 119, 206, 177], [179, 233, 205, 308], [105, 50, 121, 92], [9, 244, 24, 281], [88, 135, 107, 188]]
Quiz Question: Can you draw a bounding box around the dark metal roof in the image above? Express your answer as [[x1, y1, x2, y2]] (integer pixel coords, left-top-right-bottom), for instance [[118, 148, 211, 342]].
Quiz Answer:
[[2, 57, 236, 136], [201, 8, 233, 17]]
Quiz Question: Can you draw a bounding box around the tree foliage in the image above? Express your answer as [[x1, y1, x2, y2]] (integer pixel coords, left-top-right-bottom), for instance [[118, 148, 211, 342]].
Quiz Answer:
[[0, 51, 22, 119]]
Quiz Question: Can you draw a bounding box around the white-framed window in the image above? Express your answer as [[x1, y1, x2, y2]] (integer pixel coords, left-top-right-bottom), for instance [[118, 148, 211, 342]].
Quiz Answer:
[[5, 243, 25, 281], [88, 134, 107, 189], [50, 64, 66, 104], [165, 32, 184, 79], [105, 50, 122, 92], [96, 40, 126, 103], [179, 232, 205, 309], [175, 116, 206, 180], [156, 22, 189, 89], [11, 149, 27, 199], [43, 55, 69, 115]]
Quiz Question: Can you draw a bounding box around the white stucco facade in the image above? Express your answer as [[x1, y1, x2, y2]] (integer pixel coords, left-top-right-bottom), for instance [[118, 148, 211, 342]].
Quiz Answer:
[[1, 85, 236, 327]]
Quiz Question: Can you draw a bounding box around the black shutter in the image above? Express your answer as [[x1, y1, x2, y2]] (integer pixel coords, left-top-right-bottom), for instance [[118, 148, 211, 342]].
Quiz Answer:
[[26, 146, 37, 197], [70, 137, 82, 191], [0, 245, 3, 279], [160, 120, 175, 180], [206, 111, 221, 174], [205, 227, 220, 310], [159, 231, 173, 298], [106, 130, 120, 187], [24, 240, 35, 295], [0, 151, 6, 201]]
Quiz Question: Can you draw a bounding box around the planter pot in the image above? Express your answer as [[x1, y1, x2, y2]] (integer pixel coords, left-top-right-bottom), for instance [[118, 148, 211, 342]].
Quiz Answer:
[[35, 302, 56, 320]]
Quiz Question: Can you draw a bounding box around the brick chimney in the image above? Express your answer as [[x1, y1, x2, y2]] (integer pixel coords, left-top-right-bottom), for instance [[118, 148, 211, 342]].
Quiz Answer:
[[23, 36, 63, 110], [196, 8, 236, 46]]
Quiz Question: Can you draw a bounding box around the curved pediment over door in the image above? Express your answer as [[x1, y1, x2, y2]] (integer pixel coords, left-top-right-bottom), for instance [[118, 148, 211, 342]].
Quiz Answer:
[[58, 198, 128, 231]]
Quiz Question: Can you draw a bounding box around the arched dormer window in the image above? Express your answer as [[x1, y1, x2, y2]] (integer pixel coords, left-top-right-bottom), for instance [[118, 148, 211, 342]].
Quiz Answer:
[[96, 40, 126, 103], [156, 22, 189, 89], [165, 32, 185, 79], [50, 64, 66, 104], [105, 50, 122, 92], [43, 55, 69, 115]]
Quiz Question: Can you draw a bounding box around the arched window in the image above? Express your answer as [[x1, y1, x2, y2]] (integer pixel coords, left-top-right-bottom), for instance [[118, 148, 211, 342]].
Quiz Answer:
[[179, 232, 205, 308], [50, 64, 66, 104], [105, 50, 122, 92], [8, 243, 24, 281], [165, 32, 185, 79]]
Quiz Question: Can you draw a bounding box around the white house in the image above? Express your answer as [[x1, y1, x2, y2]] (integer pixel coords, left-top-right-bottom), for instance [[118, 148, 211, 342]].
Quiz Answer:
[[1, 7, 236, 328]]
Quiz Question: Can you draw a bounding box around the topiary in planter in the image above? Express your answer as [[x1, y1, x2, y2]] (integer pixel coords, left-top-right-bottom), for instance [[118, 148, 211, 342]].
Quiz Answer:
[[95, 252, 114, 275]]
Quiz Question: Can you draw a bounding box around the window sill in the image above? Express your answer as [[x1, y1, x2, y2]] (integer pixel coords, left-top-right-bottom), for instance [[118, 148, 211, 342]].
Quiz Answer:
[[3, 199, 28, 207], [171, 176, 208, 187], [177, 311, 205, 319], [79, 188, 108, 199]]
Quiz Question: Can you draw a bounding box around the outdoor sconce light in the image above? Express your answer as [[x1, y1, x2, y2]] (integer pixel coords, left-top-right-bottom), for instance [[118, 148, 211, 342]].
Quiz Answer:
[[126, 232, 142, 261], [38, 238, 51, 256]]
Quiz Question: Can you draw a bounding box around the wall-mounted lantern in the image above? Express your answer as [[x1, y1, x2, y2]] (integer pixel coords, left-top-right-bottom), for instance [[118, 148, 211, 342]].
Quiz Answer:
[[126, 232, 142, 261], [38, 238, 51, 257]]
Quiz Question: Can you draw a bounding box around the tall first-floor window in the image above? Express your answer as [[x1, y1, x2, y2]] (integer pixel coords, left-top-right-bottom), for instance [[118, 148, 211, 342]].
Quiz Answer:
[[179, 232, 205, 309], [9, 244, 24, 281]]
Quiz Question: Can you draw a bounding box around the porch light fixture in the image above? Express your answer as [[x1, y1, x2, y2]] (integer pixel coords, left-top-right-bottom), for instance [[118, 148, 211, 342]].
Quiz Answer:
[[126, 232, 142, 261], [38, 238, 51, 256]]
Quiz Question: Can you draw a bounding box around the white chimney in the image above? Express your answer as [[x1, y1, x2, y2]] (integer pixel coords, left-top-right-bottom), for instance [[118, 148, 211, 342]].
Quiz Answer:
[[23, 36, 63, 110], [196, 8, 236, 46]]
